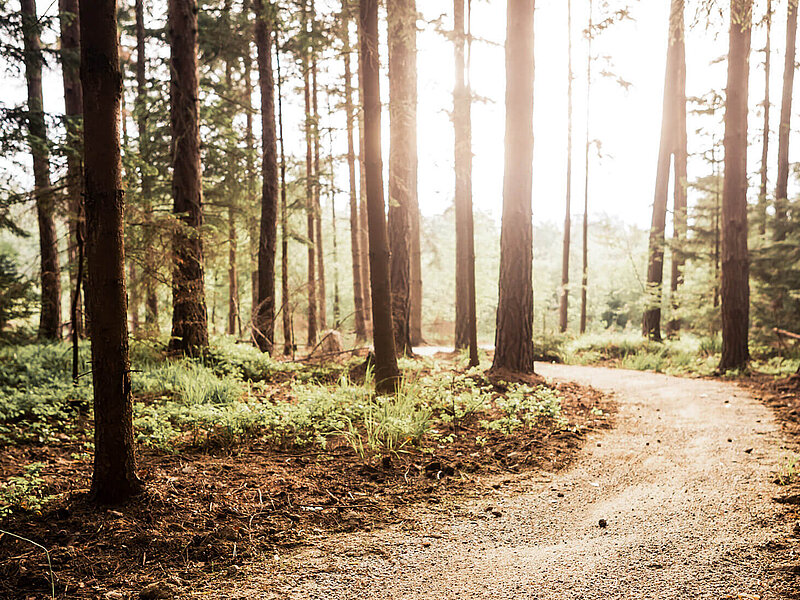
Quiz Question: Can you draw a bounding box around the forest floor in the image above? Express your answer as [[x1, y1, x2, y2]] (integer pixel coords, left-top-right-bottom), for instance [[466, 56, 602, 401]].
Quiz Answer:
[[0, 351, 612, 600], [207, 364, 800, 600]]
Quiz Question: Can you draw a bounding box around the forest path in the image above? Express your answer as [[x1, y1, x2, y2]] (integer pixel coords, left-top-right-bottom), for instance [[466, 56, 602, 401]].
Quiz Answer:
[[214, 365, 796, 599]]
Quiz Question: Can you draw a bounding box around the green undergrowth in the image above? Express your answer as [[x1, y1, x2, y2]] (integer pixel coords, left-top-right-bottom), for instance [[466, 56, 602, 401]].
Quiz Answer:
[[0, 339, 568, 457], [544, 330, 800, 377]]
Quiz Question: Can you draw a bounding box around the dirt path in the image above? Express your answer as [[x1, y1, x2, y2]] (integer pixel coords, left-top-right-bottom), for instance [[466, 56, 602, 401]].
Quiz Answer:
[[207, 365, 798, 599]]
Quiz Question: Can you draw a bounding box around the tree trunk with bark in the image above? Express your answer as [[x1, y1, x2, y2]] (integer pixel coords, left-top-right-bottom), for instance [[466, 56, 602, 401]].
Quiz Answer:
[[357, 13, 372, 333], [343, 12, 367, 341], [168, 0, 209, 357], [492, 0, 535, 375], [775, 0, 797, 241], [758, 0, 772, 237], [60, 0, 84, 340], [21, 0, 62, 341], [580, 0, 592, 335], [304, 1, 318, 347], [276, 29, 293, 355], [80, 0, 143, 503], [254, 0, 279, 354], [559, 0, 573, 334], [360, 0, 401, 392], [135, 0, 159, 334], [719, 0, 753, 371], [453, 0, 478, 365], [643, 0, 685, 341], [312, 53, 327, 332], [388, 0, 416, 356], [667, 3, 688, 336]]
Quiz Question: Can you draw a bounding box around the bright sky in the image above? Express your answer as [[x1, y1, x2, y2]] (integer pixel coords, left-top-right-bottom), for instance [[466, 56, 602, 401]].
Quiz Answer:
[[3, 0, 797, 231]]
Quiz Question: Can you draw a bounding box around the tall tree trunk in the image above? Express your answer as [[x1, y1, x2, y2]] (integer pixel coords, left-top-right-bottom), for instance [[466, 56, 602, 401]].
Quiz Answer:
[[224, 50, 240, 337], [719, 0, 752, 371], [304, 1, 318, 346], [758, 0, 772, 236], [60, 0, 84, 340], [80, 0, 143, 503], [453, 0, 478, 365], [312, 51, 327, 331], [328, 111, 341, 327], [276, 28, 293, 355], [360, 0, 401, 392], [579, 0, 592, 335], [136, 0, 159, 334], [775, 0, 797, 241], [21, 0, 62, 341], [667, 2, 688, 336], [409, 190, 423, 346], [227, 207, 239, 335], [388, 0, 416, 356], [559, 0, 573, 334], [168, 0, 209, 357], [343, 12, 368, 341], [357, 13, 372, 332], [254, 0, 279, 354], [491, 0, 535, 374], [241, 21, 258, 341], [643, 0, 684, 341]]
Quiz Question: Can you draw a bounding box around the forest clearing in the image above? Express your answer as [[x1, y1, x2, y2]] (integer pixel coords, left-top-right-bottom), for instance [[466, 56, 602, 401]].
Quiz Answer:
[[1, 0, 800, 597]]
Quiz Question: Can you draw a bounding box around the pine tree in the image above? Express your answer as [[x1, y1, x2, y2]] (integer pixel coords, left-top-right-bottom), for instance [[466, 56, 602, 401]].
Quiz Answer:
[[492, 0, 535, 374], [80, 0, 143, 503], [21, 0, 62, 340], [360, 0, 400, 392], [387, 0, 416, 356], [168, 0, 210, 356], [719, 0, 753, 371]]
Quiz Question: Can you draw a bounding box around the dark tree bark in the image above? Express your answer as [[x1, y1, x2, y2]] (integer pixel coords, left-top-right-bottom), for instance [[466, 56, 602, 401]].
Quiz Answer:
[[559, 0, 573, 334], [719, 0, 752, 372], [492, 0, 535, 374], [254, 0, 279, 354], [775, 0, 796, 241], [80, 0, 143, 503], [357, 13, 372, 332], [643, 0, 685, 341], [343, 12, 368, 342], [304, 1, 318, 347], [758, 0, 772, 237], [276, 29, 293, 355], [241, 19, 258, 342], [453, 0, 478, 365], [360, 0, 401, 392], [167, 0, 209, 357], [60, 0, 84, 340], [579, 0, 592, 335], [388, 0, 416, 356], [135, 0, 159, 334], [312, 53, 327, 332], [21, 0, 62, 341]]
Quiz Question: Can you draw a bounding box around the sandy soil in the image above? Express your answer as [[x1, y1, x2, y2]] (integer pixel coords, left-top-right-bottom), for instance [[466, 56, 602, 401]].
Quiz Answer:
[[202, 364, 800, 599]]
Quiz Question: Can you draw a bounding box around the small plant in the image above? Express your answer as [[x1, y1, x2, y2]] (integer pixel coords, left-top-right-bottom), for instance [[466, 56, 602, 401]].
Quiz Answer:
[[481, 384, 565, 434], [0, 463, 55, 518], [776, 454, 800, 486]]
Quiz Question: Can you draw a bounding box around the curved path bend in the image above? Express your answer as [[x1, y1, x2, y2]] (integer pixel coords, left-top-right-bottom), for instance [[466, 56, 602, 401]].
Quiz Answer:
[[208, 365, 797, 599]]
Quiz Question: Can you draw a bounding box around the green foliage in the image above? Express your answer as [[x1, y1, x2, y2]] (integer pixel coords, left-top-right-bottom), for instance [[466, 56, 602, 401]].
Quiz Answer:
[[776, 454, 800, 486], [0, 246, 36, 338], [0, 463, 55, 518], [481, 385, 564, 434], [564, 332, 719, 375]]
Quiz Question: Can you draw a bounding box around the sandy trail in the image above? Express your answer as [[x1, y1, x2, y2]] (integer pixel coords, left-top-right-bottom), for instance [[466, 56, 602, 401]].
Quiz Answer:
[[209, 365, 797, 599]]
